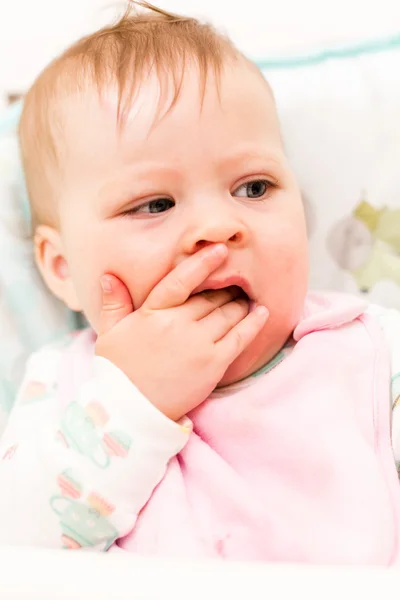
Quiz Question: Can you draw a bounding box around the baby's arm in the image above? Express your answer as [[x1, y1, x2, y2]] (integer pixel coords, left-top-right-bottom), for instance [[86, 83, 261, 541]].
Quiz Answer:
[[0, 244, 266, 550], [0, 344, 190, 550]]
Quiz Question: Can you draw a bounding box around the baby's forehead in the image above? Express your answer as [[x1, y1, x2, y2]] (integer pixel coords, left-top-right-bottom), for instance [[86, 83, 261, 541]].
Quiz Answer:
[[59, 59, 280, 171], [75, 60, 274, 126]]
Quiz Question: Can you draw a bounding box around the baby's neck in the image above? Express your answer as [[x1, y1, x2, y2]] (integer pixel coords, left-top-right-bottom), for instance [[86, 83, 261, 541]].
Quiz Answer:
[[215, 335, 296, 394]]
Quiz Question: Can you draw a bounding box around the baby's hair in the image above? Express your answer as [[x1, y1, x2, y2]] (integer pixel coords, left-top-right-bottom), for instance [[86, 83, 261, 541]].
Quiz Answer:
[[18, 1, 239, 229]]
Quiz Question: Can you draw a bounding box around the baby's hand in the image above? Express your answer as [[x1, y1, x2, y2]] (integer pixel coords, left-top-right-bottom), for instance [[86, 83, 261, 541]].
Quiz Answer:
[[95, 244, 268, 421]]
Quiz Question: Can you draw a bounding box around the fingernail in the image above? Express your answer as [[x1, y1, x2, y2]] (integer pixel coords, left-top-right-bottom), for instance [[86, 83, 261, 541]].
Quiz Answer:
[[100, 276, 112, 293], [212, 244, 227, 257], [255, 306, 269, 318]]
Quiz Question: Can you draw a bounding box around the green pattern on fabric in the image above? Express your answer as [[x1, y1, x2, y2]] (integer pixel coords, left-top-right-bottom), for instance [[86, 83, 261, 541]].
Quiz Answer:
[[256, 32, 400, 71]]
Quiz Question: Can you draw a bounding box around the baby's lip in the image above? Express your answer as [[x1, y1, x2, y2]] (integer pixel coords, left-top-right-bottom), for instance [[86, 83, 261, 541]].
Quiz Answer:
[[191, 275, 254, 300]]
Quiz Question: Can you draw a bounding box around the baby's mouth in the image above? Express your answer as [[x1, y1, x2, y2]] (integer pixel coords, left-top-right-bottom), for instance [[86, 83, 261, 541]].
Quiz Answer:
[[193, 284, 256, 311], [219, 284, 249, 300]]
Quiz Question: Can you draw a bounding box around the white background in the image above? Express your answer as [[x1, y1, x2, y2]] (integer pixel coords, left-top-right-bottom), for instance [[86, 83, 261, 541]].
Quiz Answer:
[[0, 0, 400, 96]]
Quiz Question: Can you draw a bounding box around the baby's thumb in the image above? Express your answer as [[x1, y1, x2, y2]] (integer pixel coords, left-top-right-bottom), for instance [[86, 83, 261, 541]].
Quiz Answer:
[[98, 275, 133, 335]]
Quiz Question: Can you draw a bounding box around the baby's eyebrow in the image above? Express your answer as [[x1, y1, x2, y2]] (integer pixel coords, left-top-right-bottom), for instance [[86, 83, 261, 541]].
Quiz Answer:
[[96, 163, 181, 204], [216, 148, 283, 171], [102, 163, 181, 192]]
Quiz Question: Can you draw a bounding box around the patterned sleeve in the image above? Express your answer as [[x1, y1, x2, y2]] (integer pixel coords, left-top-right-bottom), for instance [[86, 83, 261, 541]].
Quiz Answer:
[[366, 304, 400, 471], [0, 344, 191, 550]]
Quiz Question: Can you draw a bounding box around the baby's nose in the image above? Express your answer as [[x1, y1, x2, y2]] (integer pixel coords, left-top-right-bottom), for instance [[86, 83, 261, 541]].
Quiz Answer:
[[183, 216, 248, 255], [194, 229, 243, 250]]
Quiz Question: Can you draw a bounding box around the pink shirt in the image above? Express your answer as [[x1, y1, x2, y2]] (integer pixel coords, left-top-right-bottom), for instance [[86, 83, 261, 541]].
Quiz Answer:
[[1, 292, 400, 565], [120, 292, 400, 564]]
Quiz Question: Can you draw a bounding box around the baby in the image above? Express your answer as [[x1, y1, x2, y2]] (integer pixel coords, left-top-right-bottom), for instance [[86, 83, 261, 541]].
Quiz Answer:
[[1, 0, 400, 564]]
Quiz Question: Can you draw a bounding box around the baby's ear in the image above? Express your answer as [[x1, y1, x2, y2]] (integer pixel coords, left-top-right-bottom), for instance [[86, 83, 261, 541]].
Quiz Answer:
[[34, 225, 82, 312]]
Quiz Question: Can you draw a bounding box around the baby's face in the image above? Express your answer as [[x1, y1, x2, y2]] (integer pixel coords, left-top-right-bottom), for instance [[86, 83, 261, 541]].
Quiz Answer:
[[57, 60, 308, 385]]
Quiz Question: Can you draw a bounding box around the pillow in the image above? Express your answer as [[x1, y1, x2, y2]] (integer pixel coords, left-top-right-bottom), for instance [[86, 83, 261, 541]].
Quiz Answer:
[[0, 104, 80, 432]]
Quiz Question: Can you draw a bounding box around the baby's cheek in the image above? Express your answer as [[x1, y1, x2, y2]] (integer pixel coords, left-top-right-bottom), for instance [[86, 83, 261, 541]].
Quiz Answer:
[[87, 283, 104, 332], [65, 253, 104, 331], [266, 242, 305, 285], [73, 271, 103, 332], [260, 234, 308, 321]]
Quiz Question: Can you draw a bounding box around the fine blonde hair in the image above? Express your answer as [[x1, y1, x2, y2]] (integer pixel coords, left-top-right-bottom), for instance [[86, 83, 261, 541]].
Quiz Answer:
[[19, 1, 239, 229]]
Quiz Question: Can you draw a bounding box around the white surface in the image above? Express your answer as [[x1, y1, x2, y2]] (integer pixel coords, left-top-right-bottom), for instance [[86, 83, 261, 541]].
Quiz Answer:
[[1, 0, 400, 92], [0, 546, 399, 599]]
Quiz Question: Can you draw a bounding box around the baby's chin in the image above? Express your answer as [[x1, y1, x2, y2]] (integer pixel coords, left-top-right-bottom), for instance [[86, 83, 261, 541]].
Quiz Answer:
[[216, 338, 281, 388], [216, 313, 298, 388]]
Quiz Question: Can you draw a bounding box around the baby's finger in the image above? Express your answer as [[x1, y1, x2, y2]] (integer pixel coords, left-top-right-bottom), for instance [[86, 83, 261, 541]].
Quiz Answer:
[[145, 244, 228, 310], [186, 287, 241, 320], [216, 306, 269, 361], [98, 274, 134, 335], [202, 298, 249, 339]]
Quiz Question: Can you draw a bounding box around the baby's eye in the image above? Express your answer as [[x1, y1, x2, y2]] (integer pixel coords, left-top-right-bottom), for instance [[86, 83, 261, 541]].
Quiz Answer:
[[128, 198, 175, 215], [232, 180, 271, 199]]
